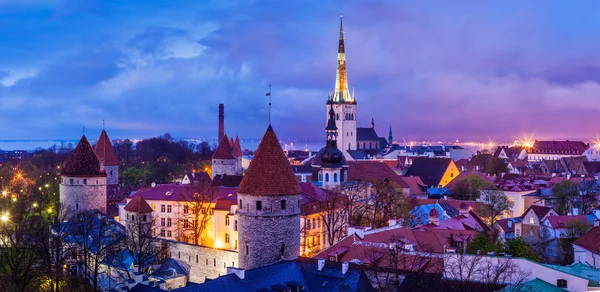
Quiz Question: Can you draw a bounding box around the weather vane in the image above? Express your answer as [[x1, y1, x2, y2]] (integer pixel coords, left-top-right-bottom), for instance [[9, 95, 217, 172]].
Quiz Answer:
[[266, 84, 272, 125]]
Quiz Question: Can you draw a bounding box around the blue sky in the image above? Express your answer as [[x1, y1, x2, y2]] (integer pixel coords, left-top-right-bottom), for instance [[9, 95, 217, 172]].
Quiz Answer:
[[2, 0, 600, 142]]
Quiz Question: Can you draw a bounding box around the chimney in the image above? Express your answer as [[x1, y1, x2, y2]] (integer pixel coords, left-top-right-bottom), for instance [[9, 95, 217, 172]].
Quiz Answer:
[[429, 209, 440, 226], [342, 262, 349, 275], [594, 219, 599, 227], [218, 104, 225, 143], [227, 267, 245, 279], [318, 258, 325, 271]]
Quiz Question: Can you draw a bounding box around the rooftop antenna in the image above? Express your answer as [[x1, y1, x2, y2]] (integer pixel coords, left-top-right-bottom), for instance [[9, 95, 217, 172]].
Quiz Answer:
[[266, 84, 272, 125]]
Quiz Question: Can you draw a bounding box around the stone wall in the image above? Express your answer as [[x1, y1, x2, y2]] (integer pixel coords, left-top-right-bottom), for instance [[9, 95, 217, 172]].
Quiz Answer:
[[104, 165, 119, 185], [212, 158, 237, 178], [166, 240, 238, 283], [237, 193, 301, 270], [60, 175, 107, 214]]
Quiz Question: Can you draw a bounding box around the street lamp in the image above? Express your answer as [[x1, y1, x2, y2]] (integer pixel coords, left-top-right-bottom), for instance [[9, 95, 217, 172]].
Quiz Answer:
[[1, 213, 9, 222]]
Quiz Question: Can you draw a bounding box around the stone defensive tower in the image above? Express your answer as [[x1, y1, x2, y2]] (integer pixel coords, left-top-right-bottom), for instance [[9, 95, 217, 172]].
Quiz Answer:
[[94, 129, 119, 185], [237, 126, 302, 270], [60, 135, 107, 214]]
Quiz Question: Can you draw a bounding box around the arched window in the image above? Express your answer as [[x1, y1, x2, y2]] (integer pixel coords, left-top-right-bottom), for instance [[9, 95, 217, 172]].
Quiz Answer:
[[336, 113, 339, 120], [325, 173, 329, 182], [318, 171, 323, 182], [363, 142, 366, 149], [348, 143, 351, 150], [369, 142, 372, 149], [334, 173, 338, 182]]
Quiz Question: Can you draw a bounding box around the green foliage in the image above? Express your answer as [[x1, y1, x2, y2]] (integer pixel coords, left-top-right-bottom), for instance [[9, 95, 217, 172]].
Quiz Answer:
[[505, 238, 540, 261], [486, 157, 507, 175], [552, 180, 579, 215], [466, 232, 503, 254], [452, 174, 493, 201]]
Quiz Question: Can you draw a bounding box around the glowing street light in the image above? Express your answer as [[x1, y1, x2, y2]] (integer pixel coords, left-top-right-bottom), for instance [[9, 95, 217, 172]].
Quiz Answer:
[[1, 214, 9, 222], [33, 202, 38, 208], [1, 191, 6, 197]]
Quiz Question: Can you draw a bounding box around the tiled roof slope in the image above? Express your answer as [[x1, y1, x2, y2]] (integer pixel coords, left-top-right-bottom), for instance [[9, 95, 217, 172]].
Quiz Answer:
[[238, 126, 301, 196], [347, 161, 409, 188], [62, 135, 105, 177], [405, 157, 452, 187], [212, 134, 235, 159], [356, 127, 379, 141], [93, 130, 119, 166], [124, 196, 154, 213], [531, 140, 589, 155], [234, 136, 243, 157], [573, 226, 600, 254]]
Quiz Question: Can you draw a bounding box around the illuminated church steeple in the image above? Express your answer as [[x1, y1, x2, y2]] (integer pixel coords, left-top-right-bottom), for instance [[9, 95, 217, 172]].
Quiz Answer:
[[331, 14, 355, 104], [327, 14, 357, 155]]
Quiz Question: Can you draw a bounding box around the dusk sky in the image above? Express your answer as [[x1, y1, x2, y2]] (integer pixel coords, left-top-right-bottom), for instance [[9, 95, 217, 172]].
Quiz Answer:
[[2, 1, 600, 142]]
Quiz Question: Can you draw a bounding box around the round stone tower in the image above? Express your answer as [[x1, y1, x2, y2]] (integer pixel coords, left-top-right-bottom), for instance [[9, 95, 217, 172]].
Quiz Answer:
[[237, 126, 302, 270], [60, 135, 107, 214], [123, 196, 154, 239], [94, 129, 119, 185], [211, 134, 238, 178]]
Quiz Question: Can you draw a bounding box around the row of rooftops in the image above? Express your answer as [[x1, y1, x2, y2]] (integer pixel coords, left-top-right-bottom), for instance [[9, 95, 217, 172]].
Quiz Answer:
[[494, 140, 590, 156], [212, 134, 243, 160]]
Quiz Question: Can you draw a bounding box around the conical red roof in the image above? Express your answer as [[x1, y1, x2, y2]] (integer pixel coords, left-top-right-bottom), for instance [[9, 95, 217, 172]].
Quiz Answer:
[[212, 134, 235, 159], [124, 196, 154, 213], [238, 126, 301, 196], [233, 136, 243, 157], [62, 135, 105, 177], [94, 130, 119, 166]]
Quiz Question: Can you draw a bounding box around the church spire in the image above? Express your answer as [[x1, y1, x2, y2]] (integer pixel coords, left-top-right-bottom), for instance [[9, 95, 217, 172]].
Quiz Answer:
[[388, 125, 393, 145], [333, 13, 353, 104]]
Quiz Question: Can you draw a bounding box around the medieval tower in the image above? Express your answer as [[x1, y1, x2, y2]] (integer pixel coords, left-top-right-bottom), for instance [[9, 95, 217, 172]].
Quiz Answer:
[[328, 14, 356, 155], [94, 129, 119, 185], [237, 126, 302, 270], [60, 135, 107, 214]]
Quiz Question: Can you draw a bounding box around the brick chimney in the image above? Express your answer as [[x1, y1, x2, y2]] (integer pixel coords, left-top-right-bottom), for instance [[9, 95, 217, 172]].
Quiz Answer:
[[218, 104, 225, 143]]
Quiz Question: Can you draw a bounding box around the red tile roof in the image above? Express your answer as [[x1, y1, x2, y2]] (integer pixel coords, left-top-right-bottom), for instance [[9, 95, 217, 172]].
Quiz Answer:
[[124, 196, 154, 213], [545, 215, 591, 228], [495, 218, 515, 233], [347, 161, 410, 188], [573, 226, 600, 254], [93, 130, 119, 166], [212, 134, 235, 159], [62, 135, 106, 177], [531, 140, 589, 155], [234, 136, 243, 157], [237, 126, 301, 196], [420, 210, 491, 232], [400, 176, 427, 195], [520, 205, 556, 220]]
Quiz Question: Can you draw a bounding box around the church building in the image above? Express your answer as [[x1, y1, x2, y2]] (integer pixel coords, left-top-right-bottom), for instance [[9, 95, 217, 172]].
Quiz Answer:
[[327, 15, 386, 160]]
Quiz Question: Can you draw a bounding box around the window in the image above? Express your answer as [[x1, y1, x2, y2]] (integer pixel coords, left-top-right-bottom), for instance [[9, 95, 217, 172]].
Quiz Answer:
[[307, 219, 311, 230], [110, 170, 113, 176], [225, 217, 230, 226], [234, 220, 238, 231], [281, 243, 285, 256], [161, 205, 166, 212], [70, 179, 74, 185], [184, 206, 189, 214], [234, 240, 238, 250], [143, 215, 147, 222], [325, 173, 329, 182], [167, 218, 172, 227], [239, 200, 242, 209], [160, 230, 165, 236], [83, 179, 87, 184], [343, 171, 348, 182], [256, 201, 262, 210], [167, 230, 172, 237], [529, 217, 534, 224], [167, 205, 172, 213], [557, 279, 567, 288], [333, 173, 338, 182], [161, 218, 165, 226], [76, 203, 79, 210], [152, 218, 156, 226], [281, 200, 286, 210], [127, 214, 130, 220], [225, 233, 230, 243], [131, 215, 136, 221], [318, 171, 323, 182], [184, 219, 189, 228], [151, 204, 156, 211], [246, 245, 249, 255]]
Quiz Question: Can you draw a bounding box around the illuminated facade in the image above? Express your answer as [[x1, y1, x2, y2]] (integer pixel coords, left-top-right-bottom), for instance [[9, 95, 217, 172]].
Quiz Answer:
[[328, 14, 357, 155]]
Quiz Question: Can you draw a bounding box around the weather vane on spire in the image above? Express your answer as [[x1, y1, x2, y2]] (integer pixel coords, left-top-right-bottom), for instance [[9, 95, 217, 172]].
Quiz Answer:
[[266, 84, 272, 125]]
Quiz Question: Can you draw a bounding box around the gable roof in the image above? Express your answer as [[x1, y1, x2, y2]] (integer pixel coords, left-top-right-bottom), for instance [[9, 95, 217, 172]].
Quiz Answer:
[[356, 127, 379, 141], [531, 140, 589, 155], [93, 130, 119, 166], [62, 135, 106, 177], [212, 134, 235, 160], [405, 157, 453, 187], [521, 205, 556, 220], [582, 161, 600, 175], [211, 174, 243, 187], [400, 176, 427, 195], [347, 161, 409, 188], [124, 196, 154, 213], [234, 136, 243, 157], [237, 126, 301, 196], [573, 226, 600, 254], [545, 215, 592, 228]]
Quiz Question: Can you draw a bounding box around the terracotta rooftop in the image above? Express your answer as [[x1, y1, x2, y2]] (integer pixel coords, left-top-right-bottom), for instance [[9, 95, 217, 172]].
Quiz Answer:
[[62, 135, 106, 177], [573, 226, 600, 254], [531, 140, 589, 155], [237, 126, 301, 196], [212, 134, 235, 160], [545, 215, 592, 228], [93, 130, 119, 166], [521, 205, 556, 220], [234, 136, 243, 157], [347, 160, 409, 188], [124, 196, 154, 213]]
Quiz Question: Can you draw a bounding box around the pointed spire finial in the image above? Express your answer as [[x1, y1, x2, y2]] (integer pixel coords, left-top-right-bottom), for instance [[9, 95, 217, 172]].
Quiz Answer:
[[102, 118, 105, 130], [266, 84, 272, 125], [83, 126, 85, 136]]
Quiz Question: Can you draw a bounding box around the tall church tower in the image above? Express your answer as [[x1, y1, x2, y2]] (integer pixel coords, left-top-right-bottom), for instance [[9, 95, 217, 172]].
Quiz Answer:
[[312, 104, 349, 189], [328, 14, 356, 155]]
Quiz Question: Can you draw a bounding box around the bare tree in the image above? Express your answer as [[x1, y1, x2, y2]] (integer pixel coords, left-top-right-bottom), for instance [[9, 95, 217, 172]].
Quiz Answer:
[[318, 187, 348, 247], [341, 181, 370, 226], [40, 205, 73, 292], [122, 213, 162, 275], [480, 188, 513, 227], [178, 182, 217, 245]]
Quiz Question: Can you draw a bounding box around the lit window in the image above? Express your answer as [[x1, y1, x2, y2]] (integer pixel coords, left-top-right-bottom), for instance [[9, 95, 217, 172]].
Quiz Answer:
[[225, 217, 230, 226], [184, 206, 189, 214], [151, 204, 156, 211], [234, 220, 238, 231], [529, 217, 534, 224], [167, 205, 172, 213], [225, 233, 230, 243]]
